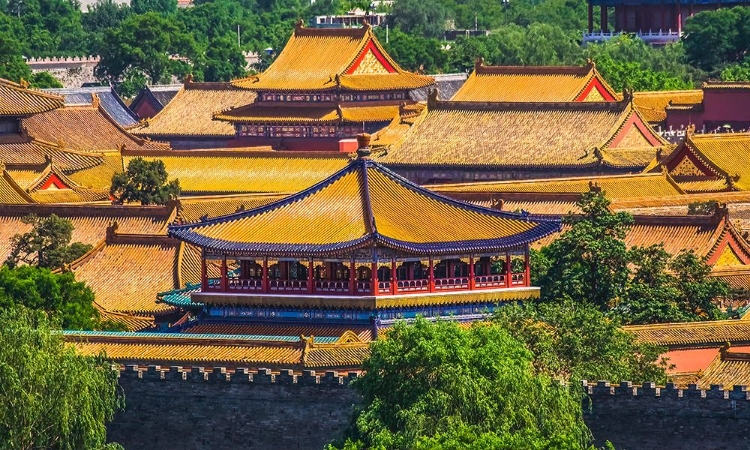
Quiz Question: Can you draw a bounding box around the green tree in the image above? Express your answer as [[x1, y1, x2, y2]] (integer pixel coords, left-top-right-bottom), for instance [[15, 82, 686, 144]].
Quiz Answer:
[[682, 7, 747, 72], [0, 266, 105, 329], [493, 301, 668, 384], [95, 12, 196, 85], [390, 0, 448, 39], [669, 250, 728, 320], [0, 29, 33, 83], [5, 214, 92, 270], [131, 0, 176, 14], [110, 157, 181, 205], [536, 191, 633, 309], [720, 58, 750, 81], [0, 307, 123, 449], [30, 71, 63, 87], [374, 27, 447, 73], [335, 318, 595, 450]]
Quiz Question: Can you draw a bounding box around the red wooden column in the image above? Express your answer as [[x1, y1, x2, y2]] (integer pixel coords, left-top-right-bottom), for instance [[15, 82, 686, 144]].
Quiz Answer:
[[391, 258, 397, 295], [504, 251, 512, 288], [262, 257, 268, 293], [221, 256, 228, 292], [524, 245, 531, 287], [308, 258, 314, 294], [676, 2, 682, 34], [201, 256, 208, 291], [371, 261, 379, 296], [468, 255, 475, 290], [588, 2, 594, 32], [428, 258, 435, 293], [349, 257, 356, 295], [600, 5, 608, 32]]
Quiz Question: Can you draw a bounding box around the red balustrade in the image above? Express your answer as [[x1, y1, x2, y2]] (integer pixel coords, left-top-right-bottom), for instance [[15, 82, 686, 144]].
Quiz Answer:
[[377, 281, 391, 294], [227, 277, 263, 291], [314, 280, 350, 294], [356, 281, 371, 294], [474, 274, 506, 289], [511, 273, 525, 286], [434, 277, 470, 291], [396, 279, 429, 292], [268, 279, 308, 292]]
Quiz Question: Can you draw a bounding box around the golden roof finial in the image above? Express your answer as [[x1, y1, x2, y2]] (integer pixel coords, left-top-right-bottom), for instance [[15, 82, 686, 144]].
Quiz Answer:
[[686, 123, 696, 136], [356, 133, 372, 159], [295, 19, 305, 31], [91, 92, 101, 109], [475, 57, 484, 72], [587, 58, 595, 68], [19, 78, 30, 89], [184, 73, 193, 84]]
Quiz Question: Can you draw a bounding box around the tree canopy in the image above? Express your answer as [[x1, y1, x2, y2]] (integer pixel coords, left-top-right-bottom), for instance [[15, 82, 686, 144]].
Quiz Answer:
[[0, 307, 123, 449], [110, 157, 181, 205], [5, 214, 92, 270], [333, 318, 596, 450], [0, 265, 119, 330], [534, 191, 729, 324]]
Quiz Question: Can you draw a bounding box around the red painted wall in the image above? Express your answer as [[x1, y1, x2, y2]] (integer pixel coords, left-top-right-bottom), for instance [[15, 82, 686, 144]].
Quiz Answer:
[[703, 90, 750, 128], [132, 101, 160, 120]]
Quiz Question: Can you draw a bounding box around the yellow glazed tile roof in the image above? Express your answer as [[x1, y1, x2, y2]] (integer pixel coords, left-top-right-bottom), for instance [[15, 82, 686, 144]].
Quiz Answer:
[[66, 152, 123, 190], [22, 106, 169, 152], [0, 138, 105, 172], [132, 82, 257, 137], [169, 158, 561, 256], [632, 90, 703, 123], [0, 78, 64, 115], [178, 193, 284, 223], [429, 173, 684, 199], [183, 323, 373, 341], [624, 320, 750, 347], [98, 309, 154, 331], [383, 100, 668, 168], [699, 351, 750, 388], [69, 236, 180, 316], [0, 207, 172, 265], [451, 61, 618, 102], [0, 171, 33, 204], [678, 133, 750, 191], [73, 341, 304, 365], [123, 151, 349, 195], [67, 332, 370, 368], [232, 23, 433, 92]]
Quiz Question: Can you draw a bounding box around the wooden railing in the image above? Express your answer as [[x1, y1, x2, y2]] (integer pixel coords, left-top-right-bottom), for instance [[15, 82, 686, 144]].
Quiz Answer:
[[434, 277, 470, 291], [474, 274, 506, 288], [396, 278, 429, 292]]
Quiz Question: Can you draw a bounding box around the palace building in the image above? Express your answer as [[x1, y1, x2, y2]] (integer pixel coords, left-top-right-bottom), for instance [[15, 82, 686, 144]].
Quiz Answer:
[[212, 21, 434, 151], [583, 0, 738, 45], [164, 135, 560, 334], [451, 60, 618, 103]]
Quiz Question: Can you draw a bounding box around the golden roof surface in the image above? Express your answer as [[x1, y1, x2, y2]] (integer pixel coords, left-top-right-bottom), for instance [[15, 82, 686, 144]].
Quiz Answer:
[[680, 133, 750, 191], [169, 158, 560, 257], [68, 332, 370, 368], [22, 105, 169, 152], [133, 82, 257, 137], [70, 237, 179, 316], [65, 152, 123, 190], [0, 138, 105, 172], [699, 351, 750, 388], [451, 61, 617, 102], [0, 205, 173, 266], [231, 24, 433, 92], [430, 173, 684, 199], [624, 320, 750, 347], [632, 90, 703, 123], [178, 193, 284, 223], [0, 170, 34, 204], [383, 100, 669, 168], [0, 78, 64, 115], [123, 151, 349, 195]]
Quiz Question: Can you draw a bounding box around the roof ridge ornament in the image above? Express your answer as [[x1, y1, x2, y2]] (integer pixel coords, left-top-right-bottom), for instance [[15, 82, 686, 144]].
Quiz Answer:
[[587, 58, 595, 69], [295, 19, 305, 31], [356, 133, 372, 159], [475, 57, 484, 73], [427, 89, 438, 109]]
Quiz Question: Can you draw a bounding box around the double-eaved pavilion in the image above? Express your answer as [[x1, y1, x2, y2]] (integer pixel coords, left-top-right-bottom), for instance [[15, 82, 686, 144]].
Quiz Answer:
[[167, 135, 560, 326], [213, 21, 434, 151]]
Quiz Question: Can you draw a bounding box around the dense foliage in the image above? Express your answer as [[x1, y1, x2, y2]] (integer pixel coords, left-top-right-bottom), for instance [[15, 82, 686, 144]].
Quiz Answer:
[[3, 0, 750, 91], [534, 191, 729, 324], [110, 157, 181, 205], [0, 266, 120, 330], [332, 318, 597, 450], [5, 214, 92, 270], [0, 307, 123, 449]]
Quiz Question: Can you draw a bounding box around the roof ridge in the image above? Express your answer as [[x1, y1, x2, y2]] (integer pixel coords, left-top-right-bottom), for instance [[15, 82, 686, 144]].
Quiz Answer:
[[360, 159, 377, 235], [0, 78, 65, 102], [474, 64, 593, 76], [435, 99, 630, 112]]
